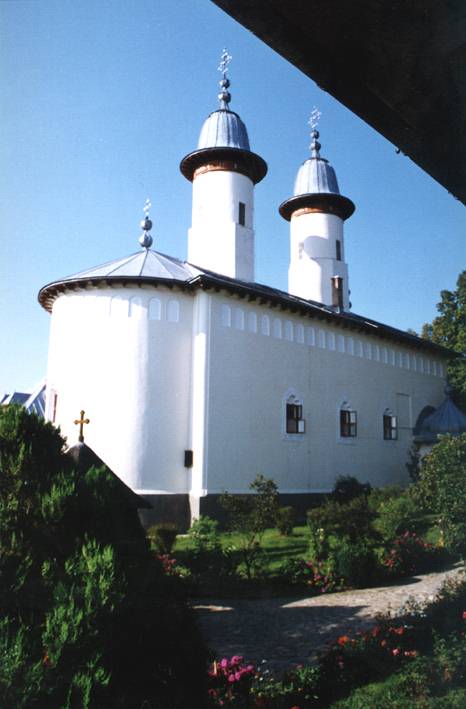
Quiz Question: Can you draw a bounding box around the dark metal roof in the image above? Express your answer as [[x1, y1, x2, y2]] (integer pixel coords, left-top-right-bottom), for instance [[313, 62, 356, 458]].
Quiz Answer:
[[212, 0, 466, 205], [38, 249, 455, 358], [414, 390, 466, 443]]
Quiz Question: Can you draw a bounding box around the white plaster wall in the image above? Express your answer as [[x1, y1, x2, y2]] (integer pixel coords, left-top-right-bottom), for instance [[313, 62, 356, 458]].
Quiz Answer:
[[188, 170, 255, 281], [45, 286, 193, 493], [288, 211, 349, 307], [204, 295, 446, 494]]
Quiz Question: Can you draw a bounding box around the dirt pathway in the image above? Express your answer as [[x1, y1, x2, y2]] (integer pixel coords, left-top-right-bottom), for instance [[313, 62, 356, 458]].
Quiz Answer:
[[194, 565, 463, 671]]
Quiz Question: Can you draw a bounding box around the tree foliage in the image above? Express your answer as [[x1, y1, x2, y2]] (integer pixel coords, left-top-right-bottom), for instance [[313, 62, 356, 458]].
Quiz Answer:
[[422, 270, 466, 409], [414, 433, 466, 553], [0, 406, 207, 707]]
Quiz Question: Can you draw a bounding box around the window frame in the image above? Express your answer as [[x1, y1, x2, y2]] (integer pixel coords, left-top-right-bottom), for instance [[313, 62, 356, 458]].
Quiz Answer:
[[340, 408, 357, 437], [383, 412, 398, 440], [284, 393, 306, 437]]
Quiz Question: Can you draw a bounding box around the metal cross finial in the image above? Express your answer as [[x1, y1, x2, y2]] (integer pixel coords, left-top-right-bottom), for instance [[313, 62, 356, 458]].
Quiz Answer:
[[74, 410, 90, 443], [309, 106, 322, 132], [308, 106, 322, 156], [143, 198, 151, 217], [217, 48, 232, 109], [218, 48, 232, 77]]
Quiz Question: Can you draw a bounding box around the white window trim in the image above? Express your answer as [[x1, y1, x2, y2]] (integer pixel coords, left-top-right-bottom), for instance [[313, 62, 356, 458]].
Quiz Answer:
[[283, 389, 306, 440], [337, 399, 357, 445]]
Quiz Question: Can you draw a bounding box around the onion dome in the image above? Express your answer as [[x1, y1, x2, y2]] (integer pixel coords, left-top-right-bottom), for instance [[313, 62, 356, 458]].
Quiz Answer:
[[279, 114, 355, 221], [414, 385, 466, 444], [180, 50, 267, 184]]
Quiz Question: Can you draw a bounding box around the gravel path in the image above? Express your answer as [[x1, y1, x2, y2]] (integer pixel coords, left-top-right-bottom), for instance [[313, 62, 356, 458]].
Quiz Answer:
[[194, 565, 464, 671]]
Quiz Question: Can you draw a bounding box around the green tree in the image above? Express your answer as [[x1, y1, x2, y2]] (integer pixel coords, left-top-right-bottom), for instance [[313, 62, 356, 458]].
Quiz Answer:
[[414, 433, 466, 553], [0, 406, 207, 708], [220, 474, 279, 579], [422, 271, 466, 409]]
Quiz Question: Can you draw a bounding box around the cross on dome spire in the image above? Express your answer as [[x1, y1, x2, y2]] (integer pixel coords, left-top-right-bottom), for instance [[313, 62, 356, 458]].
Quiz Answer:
[[217, 48, 232, 109], [308, 106, 322, 158], [139, 198, 153, 249]]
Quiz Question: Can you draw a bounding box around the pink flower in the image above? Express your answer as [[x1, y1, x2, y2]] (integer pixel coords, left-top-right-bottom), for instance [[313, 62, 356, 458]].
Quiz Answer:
[[230, 655, 243, 665], [227, 673, 236, 683], [392, 648, 400, 656], [220, 658, 229, 669]]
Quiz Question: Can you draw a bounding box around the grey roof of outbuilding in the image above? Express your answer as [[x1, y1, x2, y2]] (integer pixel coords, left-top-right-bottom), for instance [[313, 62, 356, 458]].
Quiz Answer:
[[198, 109, 250, 150], [414, 393, 466, 443], [38, 248, 456, 359]]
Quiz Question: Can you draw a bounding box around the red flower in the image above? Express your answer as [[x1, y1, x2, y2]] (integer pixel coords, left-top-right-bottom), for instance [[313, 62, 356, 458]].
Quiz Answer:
[[462, 611, 466, 619], [337, 635, 350, 646]]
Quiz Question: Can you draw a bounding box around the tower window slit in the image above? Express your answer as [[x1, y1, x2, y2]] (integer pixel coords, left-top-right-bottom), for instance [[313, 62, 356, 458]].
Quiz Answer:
[[238, 201, 246, 226], [332, 276, 344, 309], [336, 240, 342, 261]]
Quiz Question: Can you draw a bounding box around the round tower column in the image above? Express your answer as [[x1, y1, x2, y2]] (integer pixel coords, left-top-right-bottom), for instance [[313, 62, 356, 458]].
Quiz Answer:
[[180, 50, 267, 282], [280, 118, 355, 309]]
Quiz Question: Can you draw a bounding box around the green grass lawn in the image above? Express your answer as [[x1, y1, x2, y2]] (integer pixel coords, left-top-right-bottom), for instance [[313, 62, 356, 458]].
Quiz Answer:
[[174, 526, 310, 574]]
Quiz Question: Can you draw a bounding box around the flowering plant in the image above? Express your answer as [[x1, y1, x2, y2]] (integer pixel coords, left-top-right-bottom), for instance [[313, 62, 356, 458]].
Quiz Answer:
[[207, 655, 256, 705], [281, 557, 345, 594], [381, 531, 437, 577]]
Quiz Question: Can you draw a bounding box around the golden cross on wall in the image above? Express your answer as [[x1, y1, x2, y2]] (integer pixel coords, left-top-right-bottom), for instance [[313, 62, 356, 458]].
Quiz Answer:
[[74, 410, 90, 442]]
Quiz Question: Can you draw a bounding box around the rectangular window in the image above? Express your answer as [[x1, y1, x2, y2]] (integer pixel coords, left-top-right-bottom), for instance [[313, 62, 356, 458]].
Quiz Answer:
[[332, 276, 344, 309], [336, 240, 342, 261], [383, 415, 398, 440], [238, 201, 246, 226], [340, 409, 357, 437], [286, 403, 305, 434]]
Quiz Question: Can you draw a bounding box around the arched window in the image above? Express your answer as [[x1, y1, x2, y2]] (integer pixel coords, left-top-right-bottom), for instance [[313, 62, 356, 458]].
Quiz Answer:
[[261, 314, 270, 336], [383, 409, 398, 440], [129, 296, 144, 319], [284, 320, 293, 341], [273, 318, 282, 339], [234, 307, 245, 330], [167, 299, 180, 323], [220, 304, 232, 327], [296, 324, 304, 344], [247, 311, 257, 333], [340, 401, 357, 438], [149, 297, 161, 321], [285, 393, 305, 434]]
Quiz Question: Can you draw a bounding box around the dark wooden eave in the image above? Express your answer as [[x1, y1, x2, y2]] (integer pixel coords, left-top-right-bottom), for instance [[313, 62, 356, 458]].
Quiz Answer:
[[212, 0, 466, 206], [38, 271, 457, 359]]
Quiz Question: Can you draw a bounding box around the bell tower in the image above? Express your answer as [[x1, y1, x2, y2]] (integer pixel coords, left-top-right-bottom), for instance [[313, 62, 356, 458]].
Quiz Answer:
[[279, 110, 355, 309], [180, 50, 267, 282]]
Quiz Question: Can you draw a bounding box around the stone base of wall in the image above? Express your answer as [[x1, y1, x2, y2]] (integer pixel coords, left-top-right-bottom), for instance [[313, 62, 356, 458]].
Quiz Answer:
[[138, 492, 329, 532]]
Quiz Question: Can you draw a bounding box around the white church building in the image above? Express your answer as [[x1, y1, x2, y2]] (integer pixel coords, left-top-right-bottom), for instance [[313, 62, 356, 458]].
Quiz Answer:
[[38, 60, 451, 527]]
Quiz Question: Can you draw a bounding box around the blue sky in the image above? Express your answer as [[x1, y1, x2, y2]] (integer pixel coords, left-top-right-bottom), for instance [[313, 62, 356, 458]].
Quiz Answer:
[[1, 0, 465, 395]]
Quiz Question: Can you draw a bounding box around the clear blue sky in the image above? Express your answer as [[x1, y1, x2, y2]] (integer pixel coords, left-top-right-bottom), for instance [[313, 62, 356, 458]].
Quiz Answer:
[[1, 0, 465, 396]]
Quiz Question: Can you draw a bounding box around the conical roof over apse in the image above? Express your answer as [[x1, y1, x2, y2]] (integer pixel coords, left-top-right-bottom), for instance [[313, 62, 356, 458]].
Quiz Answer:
[[414, 387, 466, 444]]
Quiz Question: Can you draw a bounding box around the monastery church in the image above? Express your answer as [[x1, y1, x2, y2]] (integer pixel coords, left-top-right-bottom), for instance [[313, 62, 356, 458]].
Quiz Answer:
[[38, 56, 451, 526]]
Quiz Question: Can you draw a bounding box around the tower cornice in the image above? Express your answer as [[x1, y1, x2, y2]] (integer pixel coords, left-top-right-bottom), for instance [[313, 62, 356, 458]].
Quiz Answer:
[[180, 146, 267, 184], [279, 192, 355, 221]]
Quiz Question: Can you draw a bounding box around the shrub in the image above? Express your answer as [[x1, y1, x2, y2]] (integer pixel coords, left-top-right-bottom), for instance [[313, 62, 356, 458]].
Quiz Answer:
[[188, 515, 221, 552], [207, 655, 256, 706], [330, 539, 378, 588], [307, 496, 378, 545], [381, 531, 441, 577], [0, 406, 207, 707], [148, 522, 179, 554], [367, 485, 404, 512], [280, 557, 345, 593], [332, 475, 371, 504], [414, 433, 466, 553], [275, 505, 296, 536], [375, 490, 419, 541], [220, 475, 279, 579]]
